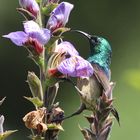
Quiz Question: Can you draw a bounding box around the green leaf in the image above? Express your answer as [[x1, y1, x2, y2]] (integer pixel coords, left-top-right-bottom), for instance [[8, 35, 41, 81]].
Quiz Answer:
[[0, 130, 17, 140], [24, 96, 43, 108], [42, 3, 58, 16], [47, 123, 64, 131]]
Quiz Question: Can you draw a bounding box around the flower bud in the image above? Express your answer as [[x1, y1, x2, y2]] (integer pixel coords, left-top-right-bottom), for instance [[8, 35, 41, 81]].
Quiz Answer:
[[47, 2, 74, 32], [27, 72, 43, 101], [19, 0, 40, 17]]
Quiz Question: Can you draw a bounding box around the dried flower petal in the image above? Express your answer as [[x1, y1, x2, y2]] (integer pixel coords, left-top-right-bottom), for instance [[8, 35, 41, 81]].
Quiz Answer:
[[23, 108, 46, 130], [37, 123, 48, 133]]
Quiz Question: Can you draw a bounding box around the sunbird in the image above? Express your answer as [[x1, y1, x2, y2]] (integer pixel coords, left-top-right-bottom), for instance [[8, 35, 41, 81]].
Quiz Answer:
[[52, 30, 119, 123], [61, 30, 119, 123], [76, 30, 112, 111]]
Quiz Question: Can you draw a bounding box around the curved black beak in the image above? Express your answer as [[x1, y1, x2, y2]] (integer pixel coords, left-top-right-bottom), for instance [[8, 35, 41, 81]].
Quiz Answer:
[[71, 30, 92, 39], [71, 30, 99, 46]]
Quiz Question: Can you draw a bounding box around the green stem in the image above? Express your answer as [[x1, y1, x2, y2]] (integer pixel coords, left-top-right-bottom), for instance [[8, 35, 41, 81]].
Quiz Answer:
[[39, 49, 46, 95], [37, 2, 59, 140], [38, 0, 46, 94], [38, 0, 43, 27]]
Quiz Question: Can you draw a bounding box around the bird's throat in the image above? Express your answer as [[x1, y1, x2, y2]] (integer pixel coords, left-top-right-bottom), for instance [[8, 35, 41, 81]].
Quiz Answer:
[[87, 53, 110, 78]]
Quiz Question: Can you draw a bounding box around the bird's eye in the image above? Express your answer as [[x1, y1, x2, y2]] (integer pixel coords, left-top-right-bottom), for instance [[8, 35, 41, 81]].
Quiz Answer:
[[90, 36, 100, 45]]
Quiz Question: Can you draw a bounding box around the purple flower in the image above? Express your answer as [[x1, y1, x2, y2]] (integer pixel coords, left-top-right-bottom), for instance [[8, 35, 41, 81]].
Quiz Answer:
[[57, 55, 94, 77], [19, 0, 39, 17], [52, 41, 94, 77], [54, 41, 79, 56], [47, 2, 74, 32], [3, 20, 50, 54]]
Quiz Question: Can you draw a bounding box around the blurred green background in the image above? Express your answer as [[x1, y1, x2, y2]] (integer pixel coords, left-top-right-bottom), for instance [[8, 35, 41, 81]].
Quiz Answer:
[[0, 0, 140, 139]]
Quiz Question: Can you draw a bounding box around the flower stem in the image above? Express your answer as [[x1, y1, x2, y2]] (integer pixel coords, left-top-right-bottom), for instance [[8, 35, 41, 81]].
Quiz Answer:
[[39, 49, 46, 95], [37, 2, 60, 140], [38, 0, 43, 27]]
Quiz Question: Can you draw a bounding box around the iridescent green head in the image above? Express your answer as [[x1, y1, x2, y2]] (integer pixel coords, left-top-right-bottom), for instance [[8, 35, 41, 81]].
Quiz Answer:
[[74, 30, 112, 77]]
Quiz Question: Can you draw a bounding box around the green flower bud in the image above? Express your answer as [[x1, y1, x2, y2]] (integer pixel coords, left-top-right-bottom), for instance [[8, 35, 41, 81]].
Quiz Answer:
[[27, 72, 43, 101]]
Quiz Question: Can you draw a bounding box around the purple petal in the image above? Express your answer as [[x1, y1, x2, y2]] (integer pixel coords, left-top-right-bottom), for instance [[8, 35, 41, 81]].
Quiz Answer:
[[24, 21, 51, 44], [57, 56, 94, 77], [28, 28, 51, 45], [54, 41, 79, 56], [3, 31, 28, 46], [47, 2, 74, 31], [19, 0, 39, 16], [41, 28, 51, 44], [24, 20, 40, 33]]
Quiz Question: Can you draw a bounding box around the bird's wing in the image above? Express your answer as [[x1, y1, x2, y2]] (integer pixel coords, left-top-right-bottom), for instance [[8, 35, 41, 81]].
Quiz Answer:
[[92, 64, 110, 92]]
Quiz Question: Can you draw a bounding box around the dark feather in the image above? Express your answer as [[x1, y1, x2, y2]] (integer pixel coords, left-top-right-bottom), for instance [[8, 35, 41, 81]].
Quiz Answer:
[[92, 64, 110, 92]]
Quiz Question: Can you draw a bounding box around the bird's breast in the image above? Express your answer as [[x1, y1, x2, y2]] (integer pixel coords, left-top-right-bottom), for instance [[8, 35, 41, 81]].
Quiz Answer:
[[77, 75, 102, 110]]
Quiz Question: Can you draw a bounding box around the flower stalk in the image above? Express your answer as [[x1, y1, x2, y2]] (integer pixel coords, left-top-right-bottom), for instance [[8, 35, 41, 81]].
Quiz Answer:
[[80, 83, 119, 140]]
